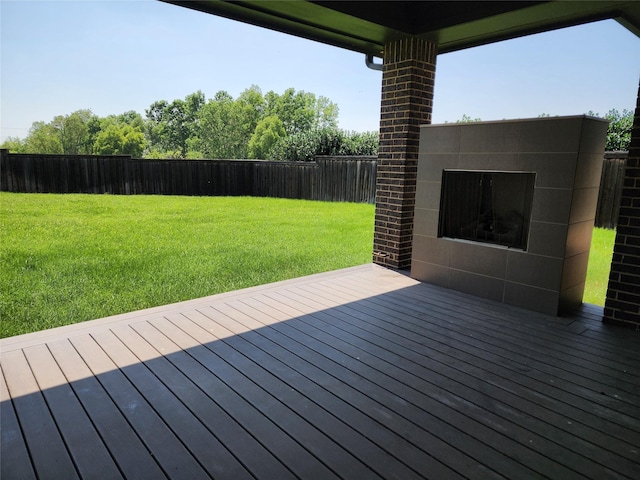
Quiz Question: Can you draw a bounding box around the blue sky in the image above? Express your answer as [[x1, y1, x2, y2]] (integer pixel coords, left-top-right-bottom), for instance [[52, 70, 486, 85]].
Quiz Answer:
[[1, 0, 639, 142]]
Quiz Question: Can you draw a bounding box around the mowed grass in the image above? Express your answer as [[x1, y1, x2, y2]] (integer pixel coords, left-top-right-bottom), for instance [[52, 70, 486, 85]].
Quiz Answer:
[[584, 227, 616, 306], [0, 193, 374, 337], [1, 193, 617, 338]]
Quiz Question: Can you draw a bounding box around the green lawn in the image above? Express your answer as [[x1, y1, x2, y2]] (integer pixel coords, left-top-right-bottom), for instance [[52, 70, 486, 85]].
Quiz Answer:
[[0, 193, 374, 337], [584, 226, 616, 305], [0, 193, 616, 338]]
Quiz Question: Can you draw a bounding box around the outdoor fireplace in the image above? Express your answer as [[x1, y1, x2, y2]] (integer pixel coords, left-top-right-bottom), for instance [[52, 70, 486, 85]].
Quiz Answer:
[[411, 116, 608, 315]]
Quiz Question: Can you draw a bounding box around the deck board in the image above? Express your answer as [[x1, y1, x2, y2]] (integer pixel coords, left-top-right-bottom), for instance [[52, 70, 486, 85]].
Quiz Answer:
[[1, 264, 639, 479]]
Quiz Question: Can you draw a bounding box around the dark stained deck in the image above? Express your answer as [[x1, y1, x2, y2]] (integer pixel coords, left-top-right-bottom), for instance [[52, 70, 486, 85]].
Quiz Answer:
[[1, 264, 639, 479]]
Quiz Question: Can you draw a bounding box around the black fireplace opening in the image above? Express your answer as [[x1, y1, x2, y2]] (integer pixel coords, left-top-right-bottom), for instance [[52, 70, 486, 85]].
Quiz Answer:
[[439, 170, 535, 250]]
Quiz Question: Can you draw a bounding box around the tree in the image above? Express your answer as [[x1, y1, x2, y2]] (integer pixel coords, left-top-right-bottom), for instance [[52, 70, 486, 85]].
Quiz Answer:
[[315, 95, 340, 130], [86, 115, 104, 153], [145, 99, 167, 144], [193, 89, 272, 159], [109, 110, 146, 131], [248, 115, 286, 159], [195, 92, 251, 159], [237, 85, 266, 133], [0, 137, 27, 153], [51, 109, 95, 154], [587, 109, 633, 151], [604, 109, 632, 151], [145, 91, 204, 157], [265, 88, 338, 135], [93, 125, 124, 155], [93, 124, 145, 157], [24, 121, 63, 154], [456, 114, 482, 123]]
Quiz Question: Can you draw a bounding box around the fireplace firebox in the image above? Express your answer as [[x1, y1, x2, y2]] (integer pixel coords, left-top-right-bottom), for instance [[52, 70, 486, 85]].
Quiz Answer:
[[439, 170, 535, 250]]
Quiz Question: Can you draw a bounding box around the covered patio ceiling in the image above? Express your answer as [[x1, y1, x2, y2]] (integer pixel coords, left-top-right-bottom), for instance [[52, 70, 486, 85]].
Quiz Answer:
[[164, 0, 640, 55]]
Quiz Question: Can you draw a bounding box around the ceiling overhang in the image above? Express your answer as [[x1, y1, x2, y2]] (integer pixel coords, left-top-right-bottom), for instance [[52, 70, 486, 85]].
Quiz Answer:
[[163, 1, 640, 56]]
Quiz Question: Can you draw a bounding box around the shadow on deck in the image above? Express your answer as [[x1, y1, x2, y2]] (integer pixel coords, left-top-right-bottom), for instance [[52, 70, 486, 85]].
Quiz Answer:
[[1, 264, 639, 479]]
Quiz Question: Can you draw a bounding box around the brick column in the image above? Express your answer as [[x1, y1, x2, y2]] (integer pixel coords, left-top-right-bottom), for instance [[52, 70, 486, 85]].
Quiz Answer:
[[373, 37, 437, 269], [604, 80, 640, 328]]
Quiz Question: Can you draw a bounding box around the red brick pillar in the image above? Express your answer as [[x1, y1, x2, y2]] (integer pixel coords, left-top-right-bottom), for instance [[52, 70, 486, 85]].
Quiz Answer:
[[604, 80, 640, 328], [373, 37, 437, 269]]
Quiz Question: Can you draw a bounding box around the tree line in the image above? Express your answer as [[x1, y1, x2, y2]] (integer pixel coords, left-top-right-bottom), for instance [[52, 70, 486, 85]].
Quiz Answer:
[[2, 89, 632, 159], [1, 86, 378, 161]]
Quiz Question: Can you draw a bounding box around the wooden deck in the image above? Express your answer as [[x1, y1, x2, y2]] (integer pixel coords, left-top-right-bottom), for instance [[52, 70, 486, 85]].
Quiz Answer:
[[1, 264, 639, 480]]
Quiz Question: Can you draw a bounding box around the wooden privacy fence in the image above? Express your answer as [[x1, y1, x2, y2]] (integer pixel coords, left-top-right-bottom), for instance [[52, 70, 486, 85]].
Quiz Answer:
[[0, 151, 377, 203], [595, 151, 627, 229], [0, 150, 628, 226]]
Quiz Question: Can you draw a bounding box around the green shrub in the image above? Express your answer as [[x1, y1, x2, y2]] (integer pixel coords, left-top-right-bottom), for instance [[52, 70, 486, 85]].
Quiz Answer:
[[269, 127, 378, 161]]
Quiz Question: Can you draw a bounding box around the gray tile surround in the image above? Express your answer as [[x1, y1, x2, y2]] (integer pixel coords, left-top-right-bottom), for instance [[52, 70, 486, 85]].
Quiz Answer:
[[411, 116, 609, 315]]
